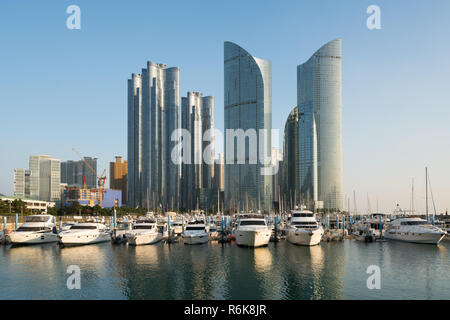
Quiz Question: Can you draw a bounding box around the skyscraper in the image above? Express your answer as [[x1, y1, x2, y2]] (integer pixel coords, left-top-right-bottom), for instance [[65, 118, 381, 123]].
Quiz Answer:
[[283, 106, 301, 209], [110, 156, 128, 205], [28, 155, 61, 203], [297, 39, 343, 211], [13, 168, 31, 198], [180, 92, 215, 211], [224, 41, 273, 213], [60, 157, 97, 189], [128, 62, 180, 209]]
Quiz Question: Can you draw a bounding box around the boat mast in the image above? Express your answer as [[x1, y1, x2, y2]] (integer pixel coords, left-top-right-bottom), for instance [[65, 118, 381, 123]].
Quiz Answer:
[[425, 167, 428, 221]]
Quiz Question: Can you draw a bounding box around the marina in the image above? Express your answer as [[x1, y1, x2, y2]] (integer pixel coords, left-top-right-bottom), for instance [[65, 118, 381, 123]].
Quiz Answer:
[[1, 211, 449, 300]]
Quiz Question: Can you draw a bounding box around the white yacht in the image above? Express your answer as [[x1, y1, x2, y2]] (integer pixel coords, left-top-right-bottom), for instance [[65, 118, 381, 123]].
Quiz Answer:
[[287, 210, 324, 246], [126, 221, 162, 246], [111, 221, 133, 244], [7, 215, 59, 245], [235, 214, 271, 248], [58, 222, 111, 246], [182, 220, 209, 245], [384, 217, 447, 244], [171, 220, 184, 235]]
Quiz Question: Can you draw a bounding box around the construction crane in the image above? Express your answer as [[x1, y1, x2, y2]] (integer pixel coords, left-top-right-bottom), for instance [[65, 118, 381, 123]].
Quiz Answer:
[[72, 148, 107, 207]]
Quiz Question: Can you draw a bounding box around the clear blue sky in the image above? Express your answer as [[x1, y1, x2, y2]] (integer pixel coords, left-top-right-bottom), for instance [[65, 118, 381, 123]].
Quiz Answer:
[[1, 0, 450, 214]]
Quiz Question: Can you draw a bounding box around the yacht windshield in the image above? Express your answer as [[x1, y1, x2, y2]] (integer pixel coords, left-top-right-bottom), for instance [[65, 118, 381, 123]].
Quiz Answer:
[[25, 216, 50, 222], [133, 225, 153, 229], [293, 214, 313, 218], [292, 221, 317, 226], [70, 225, 97, 230], [16, 226, 51, 232], [186, 226, 205, 231], [240, 220, 266, 226], [400, 221, 429, 226]]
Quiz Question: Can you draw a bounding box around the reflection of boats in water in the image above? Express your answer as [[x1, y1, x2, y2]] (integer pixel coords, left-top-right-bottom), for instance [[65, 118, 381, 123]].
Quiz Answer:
[[253, 247, 273, 272], [59, 243, 108, 268], [7, 215, 59, 245], [130, 244, 160, 265]]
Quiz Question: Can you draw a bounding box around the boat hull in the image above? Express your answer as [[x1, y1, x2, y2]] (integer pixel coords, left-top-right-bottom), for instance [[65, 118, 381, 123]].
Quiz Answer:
[[287, 228, 323, 246], [182, 234, 209, 245], [8, 232, 59, 245], [127, 232, 162, 246], [59, 233, 111, 246], [236, 229, 271, 248], [384, 231, 446, 244]]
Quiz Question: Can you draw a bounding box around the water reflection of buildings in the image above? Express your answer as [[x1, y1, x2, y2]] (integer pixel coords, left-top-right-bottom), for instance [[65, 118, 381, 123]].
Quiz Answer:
[[283, 242, 344, 299]]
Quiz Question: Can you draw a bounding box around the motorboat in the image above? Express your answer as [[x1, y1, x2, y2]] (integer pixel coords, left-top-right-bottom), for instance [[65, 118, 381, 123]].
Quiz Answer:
[[182, 220, 209, 245], [171, 220, 184, 235], [58, 222, 111, 246], [287, 210, 324, 246], [125, 221, 162, 246], [235, 214, 271, 248], [384, 217, 447, 244], [7, 214, 59, 245], [111, 221, 133, 244]]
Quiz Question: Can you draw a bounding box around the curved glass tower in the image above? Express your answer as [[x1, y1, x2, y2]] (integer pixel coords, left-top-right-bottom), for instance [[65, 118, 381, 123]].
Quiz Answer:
[[224, 41, 272, 213], [283, 106, 300, 209], [297, 39, 343, 211]]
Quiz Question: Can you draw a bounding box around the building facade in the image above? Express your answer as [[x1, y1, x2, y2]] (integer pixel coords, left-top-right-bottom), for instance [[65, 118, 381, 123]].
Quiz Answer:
[[61, 157, 97, 189], [27, 155, 61, 203], [297, 39, 343, 211], [110, 156, 128, 205], [128, 61, 180, 210], [283, 106, 301, 209], [224, 41, 273, 213], [13, 168, 31, 198], [180, 92, 215, 211]]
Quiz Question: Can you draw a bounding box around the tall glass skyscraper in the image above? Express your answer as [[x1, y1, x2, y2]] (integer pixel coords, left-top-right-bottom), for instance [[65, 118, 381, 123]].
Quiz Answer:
[[180, 92, 215, 211], [224, 42, 272, 213], [283, 106, 301, 209], [128, 62, 180, 209], [297, 39, 343, 211]]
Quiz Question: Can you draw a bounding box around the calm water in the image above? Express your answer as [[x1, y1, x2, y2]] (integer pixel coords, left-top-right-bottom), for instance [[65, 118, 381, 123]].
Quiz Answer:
[[0, 240, 449, 300]]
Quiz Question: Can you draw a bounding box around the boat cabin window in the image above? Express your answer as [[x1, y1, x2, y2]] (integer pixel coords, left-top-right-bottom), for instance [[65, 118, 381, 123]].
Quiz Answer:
[[186, 226, 205, 231], [16, 226, 51, 232], [400, 221, 428, 226], [239, 220, 266, 226], [70, 225, 97, 230], [25, 216, 50, 223], [292, 221, 316, 226], [133, 225, 154, 230], [293, 213, 313, 218]]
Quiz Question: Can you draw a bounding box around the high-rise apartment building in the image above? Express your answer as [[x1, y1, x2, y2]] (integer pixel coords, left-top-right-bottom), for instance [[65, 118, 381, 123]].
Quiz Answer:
[[224, 41, 273, 213], [180, 92, 215, 211], [128, 61, 180, 210], [297, 39, 343, 210], [27, 155, 61, 203], [13, 168, 31, 198], [61, 157, 97, 189], [283, 106, 301, 209], [110, 156, 127, 205]]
